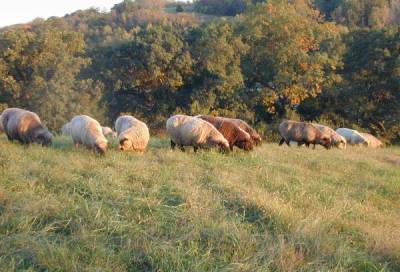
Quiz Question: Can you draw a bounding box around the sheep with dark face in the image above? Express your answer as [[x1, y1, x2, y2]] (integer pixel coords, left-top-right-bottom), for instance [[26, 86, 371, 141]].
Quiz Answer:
[[197, 115, 253, 151], [166, 115, 230, 153], [314, 124, 347, 149], [223, 118, 262, 145], [1, 108, 52, 146], [69, 115, 108, 154], [115, 115, 149, 153], [279, 120, 332, 149]]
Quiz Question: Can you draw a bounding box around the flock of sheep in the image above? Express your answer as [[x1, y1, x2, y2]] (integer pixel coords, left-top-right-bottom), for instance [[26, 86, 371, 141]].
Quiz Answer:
[[0, 107, 383, 155]]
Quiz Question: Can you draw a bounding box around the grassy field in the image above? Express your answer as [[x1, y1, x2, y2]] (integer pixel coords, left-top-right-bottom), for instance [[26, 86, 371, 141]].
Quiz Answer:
[[0, 135, 399, 271]]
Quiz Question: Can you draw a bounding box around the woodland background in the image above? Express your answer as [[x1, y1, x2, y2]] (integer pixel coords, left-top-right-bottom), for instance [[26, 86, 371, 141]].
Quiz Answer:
[[0, 0, 399, 142]]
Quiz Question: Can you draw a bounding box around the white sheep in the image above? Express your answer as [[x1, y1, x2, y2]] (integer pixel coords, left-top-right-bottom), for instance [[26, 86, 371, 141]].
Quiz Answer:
[[69, 115, 108, 154], [102, 126, 117, 137], [336, 128, 368, 146], [166, 115, 230, 152], [115, 115, 150, 152], [61, 122, 72, 136]]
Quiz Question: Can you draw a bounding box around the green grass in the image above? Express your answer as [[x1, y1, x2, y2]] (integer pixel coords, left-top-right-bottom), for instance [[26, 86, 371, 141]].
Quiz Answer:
[[0, 135, 399, 271]]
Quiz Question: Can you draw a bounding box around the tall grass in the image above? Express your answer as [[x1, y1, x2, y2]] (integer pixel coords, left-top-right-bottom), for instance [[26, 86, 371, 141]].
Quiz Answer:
[[0, 135, 399, 271]]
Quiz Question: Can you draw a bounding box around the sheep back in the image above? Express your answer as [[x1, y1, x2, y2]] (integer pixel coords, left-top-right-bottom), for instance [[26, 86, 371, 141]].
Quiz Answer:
[[198, 115, 253, 151], [314, 124, 347, 149], [115, 115, 150, 152], [336, 128, 368, 146], [359, 132, 383, 148], [225, 118, 262, 145], [70, 115, 107, 153], [279, 120, 331, 149], [1, 108, 52, 146], [166, 115, 229, 151]]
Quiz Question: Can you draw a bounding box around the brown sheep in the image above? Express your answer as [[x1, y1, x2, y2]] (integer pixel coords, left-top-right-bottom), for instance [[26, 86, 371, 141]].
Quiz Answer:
[[279, 120, 331, 149], [1, 108, 52, 146], [223, 118, 262, 145], [197, 115, 253, 151]]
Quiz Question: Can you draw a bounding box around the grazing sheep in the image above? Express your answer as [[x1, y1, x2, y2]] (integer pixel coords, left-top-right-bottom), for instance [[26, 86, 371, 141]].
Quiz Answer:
[[314, 124, 347, 149], [1, 108, 52, 146], [197, 115, 253, 151], [359, 132, 384, 148], [61, 122, 72, 136], [166, 115, 230, 152], [279, 120, 331, 149], [102, 126, 117, 137], [115, 115, 150, 152], [69, 115, 108, 154], [336, 128, 368, 147], [224, 118, 262, 145]]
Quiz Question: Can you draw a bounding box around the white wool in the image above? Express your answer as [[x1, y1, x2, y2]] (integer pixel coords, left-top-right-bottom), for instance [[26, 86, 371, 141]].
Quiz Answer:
[[115, 115, 150, 152], [70, 115, 107, 150], [166, 115, 229, 149], [336, 128, 368, 146]]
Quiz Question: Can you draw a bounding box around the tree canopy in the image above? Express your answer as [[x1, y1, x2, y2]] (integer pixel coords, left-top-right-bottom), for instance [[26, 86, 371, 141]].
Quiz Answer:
[[0, 0, 398, 142]]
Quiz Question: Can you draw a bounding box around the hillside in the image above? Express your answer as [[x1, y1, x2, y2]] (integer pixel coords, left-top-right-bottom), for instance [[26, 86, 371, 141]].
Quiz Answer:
[[0, 136, 399, 271]]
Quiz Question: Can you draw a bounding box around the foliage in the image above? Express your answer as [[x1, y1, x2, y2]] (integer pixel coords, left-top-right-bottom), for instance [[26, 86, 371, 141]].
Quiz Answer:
[[299, 28, 400, 142], [0, 0, 399, 141], [0, 30, 105, 130]]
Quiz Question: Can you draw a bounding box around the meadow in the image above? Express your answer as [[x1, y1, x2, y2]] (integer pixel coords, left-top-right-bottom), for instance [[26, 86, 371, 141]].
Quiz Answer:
[[0, 135, 399, 271]]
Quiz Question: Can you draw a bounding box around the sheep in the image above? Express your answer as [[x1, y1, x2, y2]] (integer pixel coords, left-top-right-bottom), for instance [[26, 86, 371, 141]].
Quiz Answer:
[[279, 120, 332, 149], [223, 118, 263, 145], [197, 115, 253, 151], [359, 132, 384, 148], [69, 115, 108, 154], [166, 115, 230, 152], [336, 128, 368, 147], [61, 122, 72, 136], [314, 124, 347, 149], [115, 115, 150, 152], [102, 126, 117, 137], [1, 108, 52, 146]]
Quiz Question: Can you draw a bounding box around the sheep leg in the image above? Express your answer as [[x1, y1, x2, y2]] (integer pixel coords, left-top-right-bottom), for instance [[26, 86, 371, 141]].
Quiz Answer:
[[179, 145, 185, 152], [193, 146, 199, 153], [297, 142, 303, 147], [170, 140, 176, 150], [312, 143, 316, 149], [285, 140, 290, 146], [279, 138, 285, 146], [305, 143, 310, 148], [74, 142, 80, 149]]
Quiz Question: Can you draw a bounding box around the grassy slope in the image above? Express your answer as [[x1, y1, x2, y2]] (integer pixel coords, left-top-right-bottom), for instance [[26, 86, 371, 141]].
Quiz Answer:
[[0, 136, 399, 271]]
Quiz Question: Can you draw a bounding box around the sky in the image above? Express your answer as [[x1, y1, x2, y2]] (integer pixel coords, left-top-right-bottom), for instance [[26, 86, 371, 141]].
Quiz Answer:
[[0, 0, 123, 27]]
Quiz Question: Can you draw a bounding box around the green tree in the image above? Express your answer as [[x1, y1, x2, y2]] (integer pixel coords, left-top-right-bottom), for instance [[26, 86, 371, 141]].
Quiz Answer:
[[238, 1, 345, 120], [0, 30, 105, 130]]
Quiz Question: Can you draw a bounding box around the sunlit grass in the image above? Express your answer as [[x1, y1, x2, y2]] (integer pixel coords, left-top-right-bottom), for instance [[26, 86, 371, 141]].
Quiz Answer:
[[0, 135, 399, 271]]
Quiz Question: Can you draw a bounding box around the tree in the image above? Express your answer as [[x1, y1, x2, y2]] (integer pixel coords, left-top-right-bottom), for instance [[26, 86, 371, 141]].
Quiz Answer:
[[0, 30, 105, 130], [91, 23, 193, 126], [238, 1, 345, 120]]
